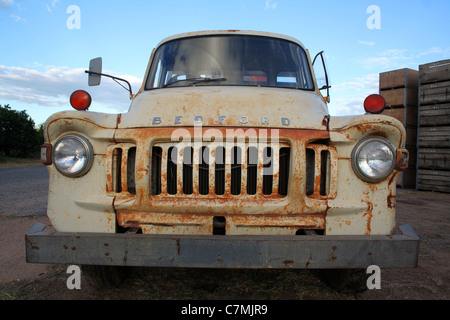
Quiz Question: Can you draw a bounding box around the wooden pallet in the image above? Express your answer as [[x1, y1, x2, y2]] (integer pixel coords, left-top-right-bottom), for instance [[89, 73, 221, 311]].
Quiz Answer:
[[418, 126, 450, 148], [419, 103, 450, 126], [380, 87, 419, 107], [417, 169, 450, 193], [420, 80, 450, 106], [418, 148, 450, 171], [419, 59, 450, 85], [379, 68, 419, 90]]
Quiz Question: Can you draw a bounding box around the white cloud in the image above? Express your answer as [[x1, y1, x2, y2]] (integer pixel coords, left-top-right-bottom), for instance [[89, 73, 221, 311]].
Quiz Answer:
[[358, 40, 375, 47], [46, 0, 59, 12], [265, 0, 277, 10], [0, 64, 142, 121], [360, 49, 411, 70], [0, 0, 13, 10], [417, 46, 449, 57], [328, 74, 379, 116], [359, 47, 450, 71], [10, 12, 25, 22], [332, 74, 379, 93], [331, 97, 366, 116]]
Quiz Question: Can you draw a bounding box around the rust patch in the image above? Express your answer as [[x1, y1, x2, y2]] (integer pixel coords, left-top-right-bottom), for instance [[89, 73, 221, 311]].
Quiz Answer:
[[387, 193, 396, 209], [395, 149, 409, 171], [363, 203, 373, 235], [123, 250, 128, 264], [283, 260, 294, 267], [322, 115, 330, 130], [328, 246, 337, 262], [388, 172, 397, 186]]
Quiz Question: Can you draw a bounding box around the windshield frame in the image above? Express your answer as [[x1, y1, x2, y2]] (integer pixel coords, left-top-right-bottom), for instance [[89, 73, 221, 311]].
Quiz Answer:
[[144, 34, 316, 91]]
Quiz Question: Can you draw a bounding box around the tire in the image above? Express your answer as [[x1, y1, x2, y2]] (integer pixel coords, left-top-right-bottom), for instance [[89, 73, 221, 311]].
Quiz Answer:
[[319, 269, 368, 293], [82, 265, 133, 289]]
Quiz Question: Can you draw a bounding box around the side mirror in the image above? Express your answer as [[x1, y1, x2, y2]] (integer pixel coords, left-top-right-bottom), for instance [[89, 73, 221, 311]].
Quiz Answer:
[[88, 57, 102, 86], [85, 57, 133, 99], [312, 51, 331, 103]]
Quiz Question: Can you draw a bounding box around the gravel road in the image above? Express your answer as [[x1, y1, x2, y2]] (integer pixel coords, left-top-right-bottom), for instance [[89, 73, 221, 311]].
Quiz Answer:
[[0, 165, 48, 217]]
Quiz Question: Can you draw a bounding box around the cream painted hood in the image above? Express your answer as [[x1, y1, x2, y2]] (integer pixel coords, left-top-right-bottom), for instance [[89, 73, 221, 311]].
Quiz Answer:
[[118, 86, 330, 130]]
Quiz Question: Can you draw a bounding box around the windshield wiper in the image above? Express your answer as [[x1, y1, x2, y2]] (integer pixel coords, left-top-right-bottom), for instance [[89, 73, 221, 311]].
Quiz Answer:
[[163, 77, 227, 88]]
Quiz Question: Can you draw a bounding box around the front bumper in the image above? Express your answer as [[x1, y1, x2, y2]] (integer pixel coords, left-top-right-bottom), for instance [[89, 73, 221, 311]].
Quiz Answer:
[[25, 223, 419, 269]]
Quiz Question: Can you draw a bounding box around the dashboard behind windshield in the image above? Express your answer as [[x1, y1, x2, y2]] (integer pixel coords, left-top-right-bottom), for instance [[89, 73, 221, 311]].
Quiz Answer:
[[145, 35, 315, 90]]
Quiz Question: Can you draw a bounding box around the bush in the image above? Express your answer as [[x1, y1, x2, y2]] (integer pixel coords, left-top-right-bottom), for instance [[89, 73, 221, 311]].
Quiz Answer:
[[0, 104, 44, 158]]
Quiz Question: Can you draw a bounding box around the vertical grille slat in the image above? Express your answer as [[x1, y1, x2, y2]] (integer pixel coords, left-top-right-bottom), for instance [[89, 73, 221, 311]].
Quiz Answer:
[[247, 147, 258, 195], [215, 147, 225, 195], [182, 147, 193, 195], [167, 147, 177, 195], [278, 147, 290, 196], [199, 146, 209, 195], [151, 146, 162, 195]]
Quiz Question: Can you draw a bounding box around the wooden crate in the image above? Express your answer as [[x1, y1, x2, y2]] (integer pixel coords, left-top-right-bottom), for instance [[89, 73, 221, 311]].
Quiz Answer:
[[419, 59, 450, 85], [381, 106, 418, 126], [420, 80, 450, 105], [380, 87, 418, 107], [380, 107, 417, 148], [380, 68, 418, 90], [418, 148, 450, 171], [419, 103, 450, 126], [417, 169, 450, 193], [418, 126, 450, 148]]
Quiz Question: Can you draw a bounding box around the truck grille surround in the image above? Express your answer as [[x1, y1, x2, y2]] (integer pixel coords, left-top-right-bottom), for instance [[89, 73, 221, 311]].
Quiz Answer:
[[106, 129, 338, 235], [107, 142, 336, 200]]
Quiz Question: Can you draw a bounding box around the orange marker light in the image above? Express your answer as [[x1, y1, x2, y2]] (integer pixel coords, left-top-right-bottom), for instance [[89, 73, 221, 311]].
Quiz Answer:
[[70, 90, 92, 111], [364, 94, 386, 114]]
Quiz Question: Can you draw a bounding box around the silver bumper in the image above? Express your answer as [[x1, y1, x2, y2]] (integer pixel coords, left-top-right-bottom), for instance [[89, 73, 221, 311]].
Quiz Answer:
[[25, 223, 419, 269]]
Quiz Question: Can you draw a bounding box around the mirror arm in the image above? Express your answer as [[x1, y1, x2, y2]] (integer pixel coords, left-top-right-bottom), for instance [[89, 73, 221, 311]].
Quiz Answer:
[[312, 51, 324, 66], [85, 70, 133, 98]]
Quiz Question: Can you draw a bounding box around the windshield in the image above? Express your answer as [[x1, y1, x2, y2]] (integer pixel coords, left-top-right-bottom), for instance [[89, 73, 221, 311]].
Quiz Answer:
[[145, 35, 315, 90]]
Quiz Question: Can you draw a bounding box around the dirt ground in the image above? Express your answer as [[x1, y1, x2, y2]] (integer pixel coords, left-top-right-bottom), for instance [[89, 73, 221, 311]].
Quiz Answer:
[[0, 188, 449, 301]]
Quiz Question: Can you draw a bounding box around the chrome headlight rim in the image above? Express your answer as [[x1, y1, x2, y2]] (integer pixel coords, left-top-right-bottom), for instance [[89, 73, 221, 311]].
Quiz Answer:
[[52, 133, 94, 178], [351, 136, 396, 183]]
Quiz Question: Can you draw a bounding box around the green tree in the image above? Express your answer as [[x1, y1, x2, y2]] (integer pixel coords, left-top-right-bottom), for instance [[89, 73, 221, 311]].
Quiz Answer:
[[0, 104, 43, 158]]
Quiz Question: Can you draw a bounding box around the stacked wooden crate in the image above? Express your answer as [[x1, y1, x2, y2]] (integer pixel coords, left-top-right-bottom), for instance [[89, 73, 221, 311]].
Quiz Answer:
[[417, 59, 450, 193], [379, 68, 419, 188]]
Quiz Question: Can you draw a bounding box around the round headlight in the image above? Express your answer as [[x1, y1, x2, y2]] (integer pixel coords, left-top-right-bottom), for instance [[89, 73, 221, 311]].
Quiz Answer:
[[53, 134, 94, 177], [351, 137, 396, 183]]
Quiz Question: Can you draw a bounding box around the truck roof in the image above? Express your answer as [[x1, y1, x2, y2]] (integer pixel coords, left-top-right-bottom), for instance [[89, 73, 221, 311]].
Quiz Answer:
[[155, 30, 306, 49]]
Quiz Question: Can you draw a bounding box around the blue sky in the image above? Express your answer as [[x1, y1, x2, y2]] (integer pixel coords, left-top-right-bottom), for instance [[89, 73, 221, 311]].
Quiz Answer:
[[1, 0, 449, 126]]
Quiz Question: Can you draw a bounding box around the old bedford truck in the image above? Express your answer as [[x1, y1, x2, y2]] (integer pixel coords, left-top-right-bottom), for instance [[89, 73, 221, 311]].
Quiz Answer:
[[26, 30, 419, 291]]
